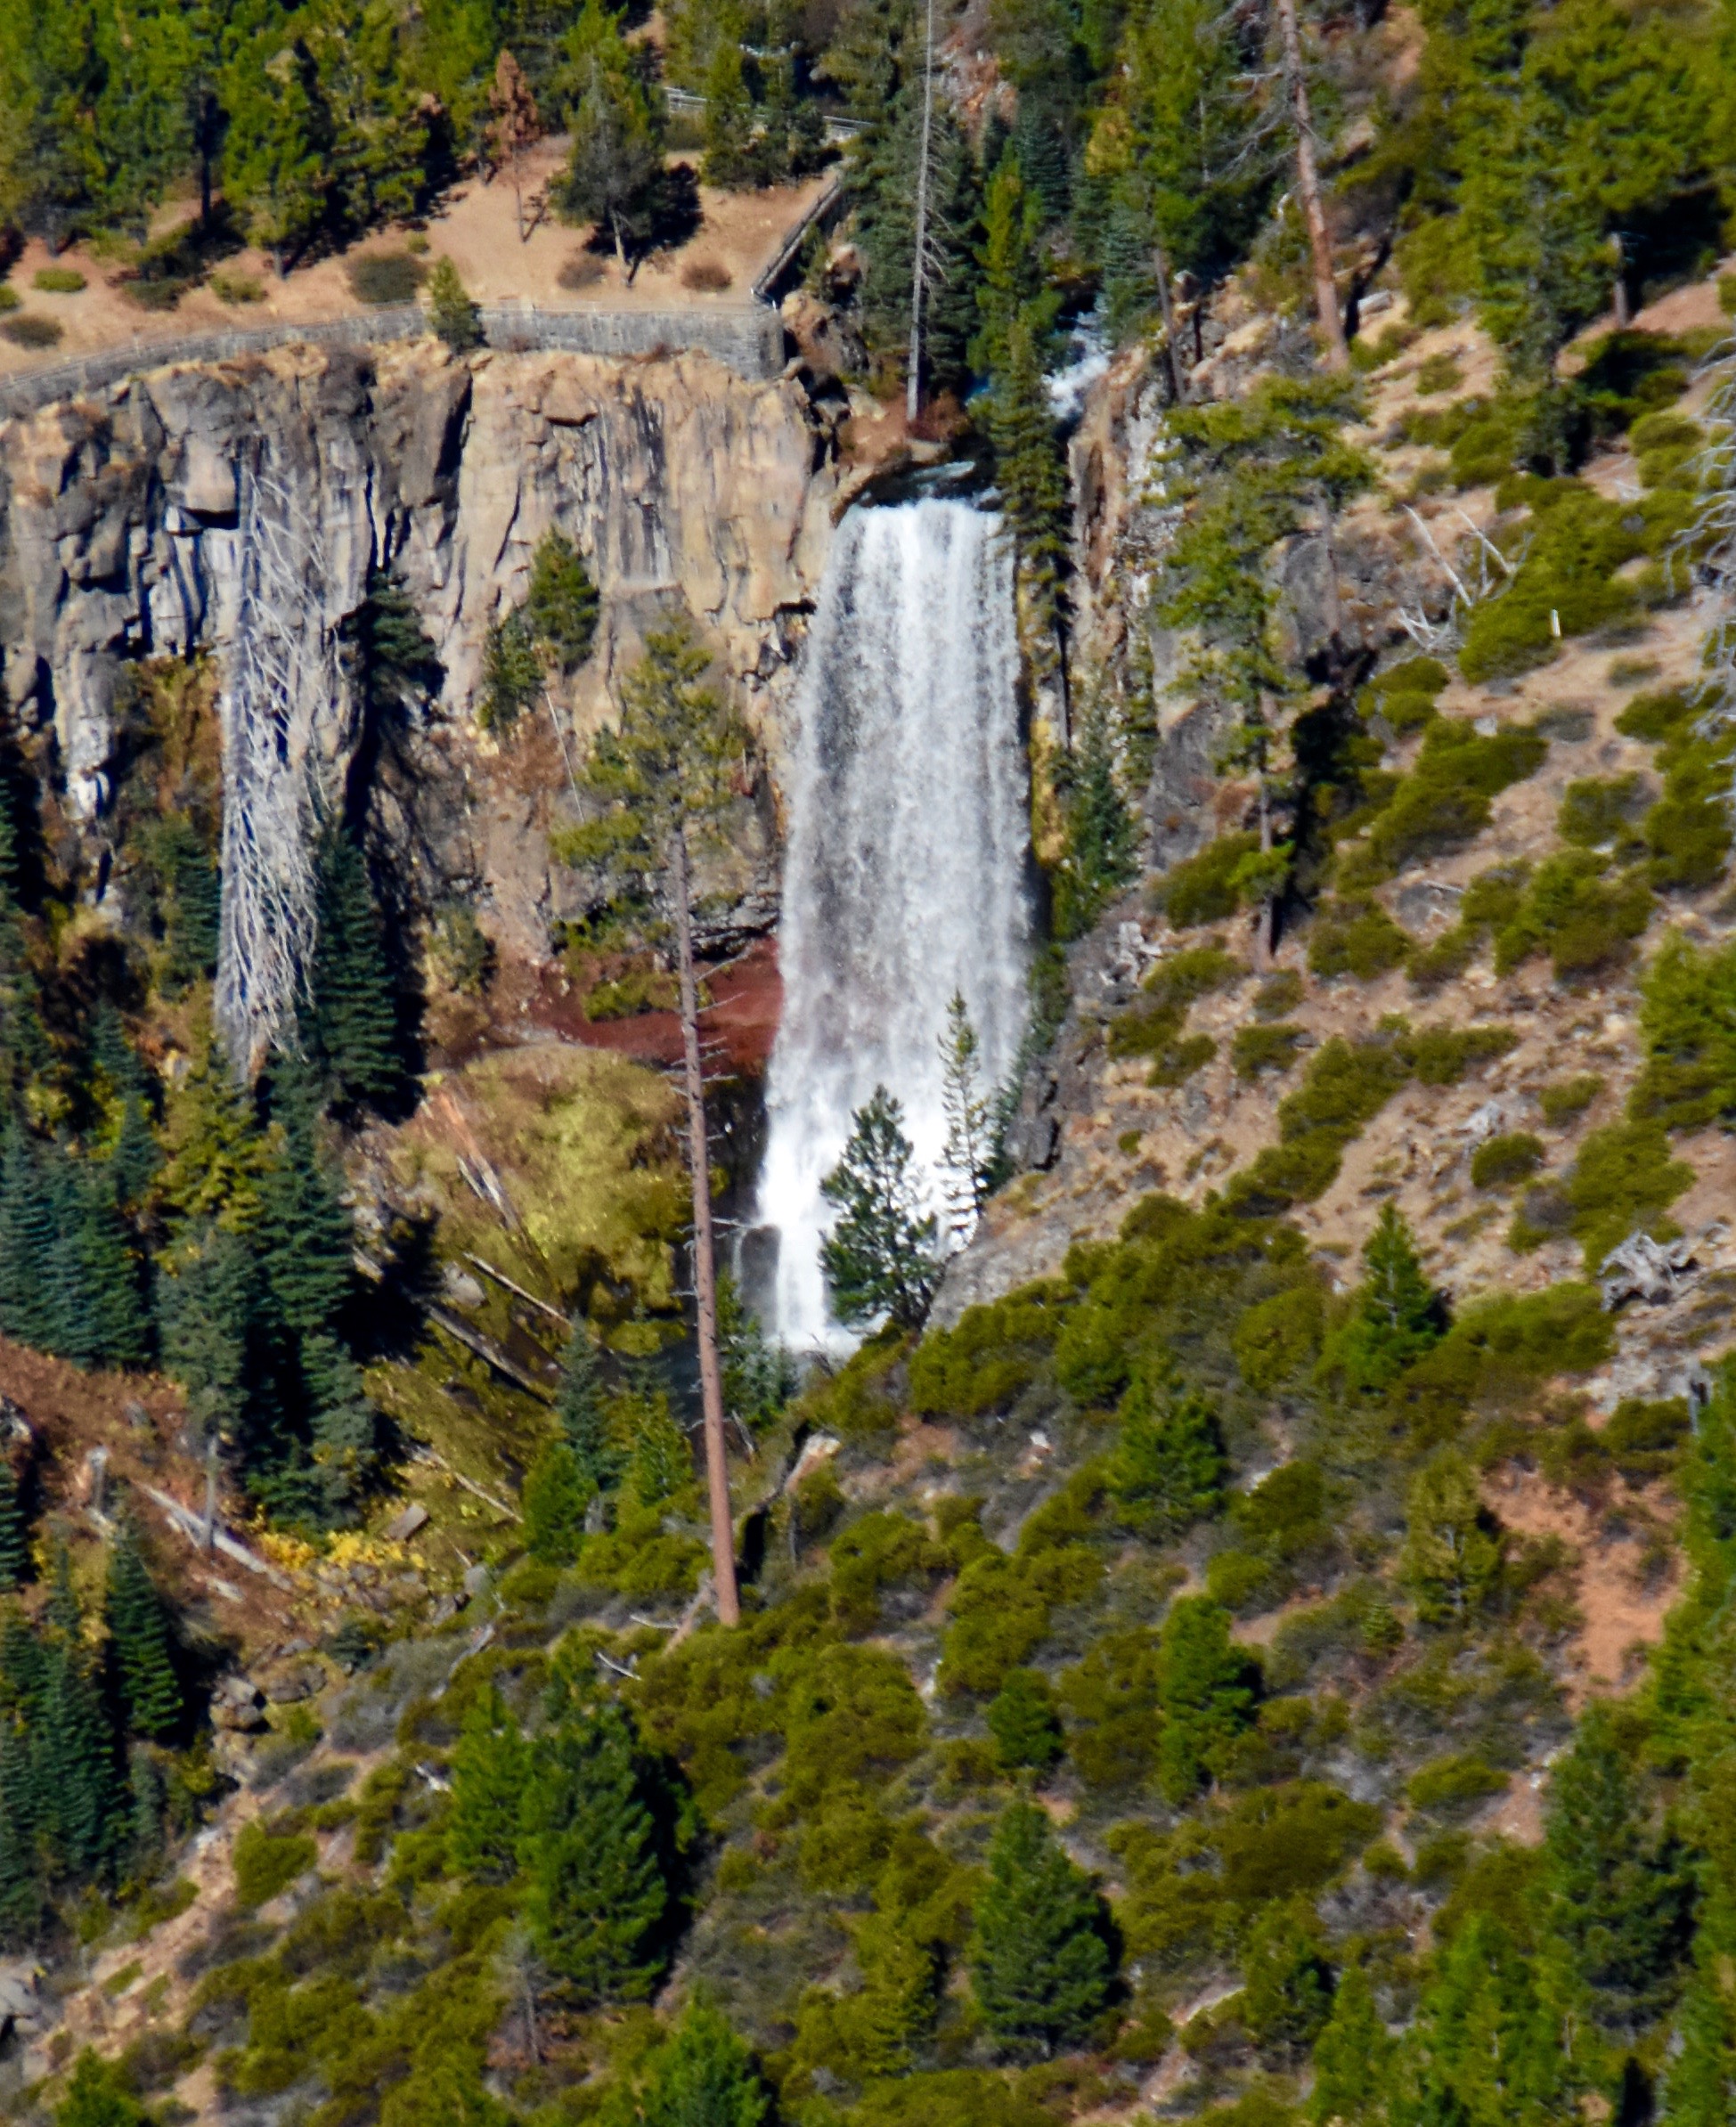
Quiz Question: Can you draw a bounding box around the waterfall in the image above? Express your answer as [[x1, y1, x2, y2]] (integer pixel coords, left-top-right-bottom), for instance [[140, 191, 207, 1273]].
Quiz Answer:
[[756, 498, 1031, 1351]]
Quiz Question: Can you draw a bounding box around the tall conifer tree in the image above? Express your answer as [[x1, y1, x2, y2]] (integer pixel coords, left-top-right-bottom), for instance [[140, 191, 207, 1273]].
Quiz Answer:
[[104, 1520, 183, 1741]]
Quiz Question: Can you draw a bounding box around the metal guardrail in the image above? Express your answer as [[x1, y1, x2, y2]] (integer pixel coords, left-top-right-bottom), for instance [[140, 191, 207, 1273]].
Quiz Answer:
[[0, 297, 788, 422]]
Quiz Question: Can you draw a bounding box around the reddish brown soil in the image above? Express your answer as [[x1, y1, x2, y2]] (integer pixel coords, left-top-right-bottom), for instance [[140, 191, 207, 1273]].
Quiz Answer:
[[529, 935, 784, 1075]]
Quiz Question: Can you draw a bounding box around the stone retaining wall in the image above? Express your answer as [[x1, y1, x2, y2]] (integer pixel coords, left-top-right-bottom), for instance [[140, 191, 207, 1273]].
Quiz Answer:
[[0, 299, 786, 420]]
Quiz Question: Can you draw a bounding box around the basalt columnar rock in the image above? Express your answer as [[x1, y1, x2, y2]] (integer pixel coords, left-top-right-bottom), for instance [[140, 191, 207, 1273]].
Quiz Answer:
[[0, 338, 838, 1019]]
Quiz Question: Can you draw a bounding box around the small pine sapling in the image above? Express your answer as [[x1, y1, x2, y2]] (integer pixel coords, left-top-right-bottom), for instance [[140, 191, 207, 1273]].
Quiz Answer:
[[938, 992, 995, 1243], [819, 1087, 942, 1331]]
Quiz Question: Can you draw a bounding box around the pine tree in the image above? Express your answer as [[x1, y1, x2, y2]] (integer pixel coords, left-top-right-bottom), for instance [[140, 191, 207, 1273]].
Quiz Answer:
[[554, 23, 664, 271], [717, 1276, 796, 1439], [36, 1631, 121, 1879], [1156, 1596, 1259, 1802], [1242, 1897, 1334, 2058], [971, 152, 1055, 380], [819, 1087, 941, 1331], [110, 1092, 161, 1217], [987, 1667, 1064, 1772], [969, 1798, 1113, 2057], [426, 256, 484, 352], [641, 1998, 770, 2127], [0, 1125, 54, 1349], [104, 1520, 182, 1741], [1309, 1965, 1393, 2126], [75, 1166, 150, 1371], [525, 531, 599, 672], [1106, 1372, 1227, 1535], [448, 1682, 529, 1883], [0, 1464, 27, 1590], [987, 311, 1071, 664], [1328, 1204, 1439, 1392], [0, 1724, 41, 1944], [1055, 694, 1138, 939], [302, 1331, 378, 1525], [1400, 1451, 1503, 1627], [626, 1390, 692, 1512], [479, 612, 542, 731], [1544, 1704, 1692, 2027], [702, 31, 755, 188], [559, 618, 756, 1626], [518, 1702, 671, 2002], [154, 1224, 257, 1445], [306, 830, 400, 1112], [558, 1323, 621, 1491], [523, 1442, 594, 1565], [938, 993, 994, 1242], [259, 1065, 354, 1336]]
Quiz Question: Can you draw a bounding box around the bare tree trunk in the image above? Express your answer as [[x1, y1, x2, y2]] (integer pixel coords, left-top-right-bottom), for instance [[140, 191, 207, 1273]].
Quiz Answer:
[[1611, 233, 1630, 328], [671, 828, 741, 1628], [1153, 231, 1189, 404], [904, 0, 935, 427], [611, 208, 627, 274], [1276, 0, 1348, 372]]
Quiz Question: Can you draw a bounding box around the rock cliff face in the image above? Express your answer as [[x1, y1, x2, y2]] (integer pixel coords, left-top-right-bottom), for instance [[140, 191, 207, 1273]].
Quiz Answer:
[[0, 338, 837, 984]]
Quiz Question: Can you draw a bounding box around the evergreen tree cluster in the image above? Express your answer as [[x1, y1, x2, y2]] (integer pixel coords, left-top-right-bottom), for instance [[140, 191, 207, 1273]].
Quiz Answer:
[[0, 1532, 184, 1943], [446, 1674, 685, 2003]]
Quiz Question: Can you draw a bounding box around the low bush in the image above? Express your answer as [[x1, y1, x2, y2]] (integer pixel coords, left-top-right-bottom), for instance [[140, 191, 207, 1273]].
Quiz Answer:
[[558, 251, 606, 290], [1471, 1132, 1544, 1189], [1492, 849, 1653, 981], [1632, 930, 1736, 1130], [211, 270, 265, 305], [1630, 410, 1702, 490], [347, 250, 426, 305], [1601, 1397, 1691, 1481], [1559, 774, 1650, 856], [0, 314, 63, 347], [1538, 1073, 1603, 1125], [1307, 897, 1412, 980], [1359, 656, 1448, 737], [1641, 715, 1736, 892], [1415, 352, 1463, 395], [232, 1820, 318, 1909], [33, 265, 86, 292], [1339, 718, 1547, 883], [681, 257, 732, 291], [1253, 970, 1304, 1019], [1399, 394, 1529, 489], [0, 286, 17, 313], [1458, 484, 1683, 684], [1233, 1023, 1308, 1078], [909, 1281, 1068, 1417], [1561, 1119, 1694, 1269], [1406, 1752, 1508, 1813], [1154, 834, 1257, 926]]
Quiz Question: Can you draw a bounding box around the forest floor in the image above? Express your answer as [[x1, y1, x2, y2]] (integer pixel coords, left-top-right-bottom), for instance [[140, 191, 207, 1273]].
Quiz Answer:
[[0, 147, 832, 378]]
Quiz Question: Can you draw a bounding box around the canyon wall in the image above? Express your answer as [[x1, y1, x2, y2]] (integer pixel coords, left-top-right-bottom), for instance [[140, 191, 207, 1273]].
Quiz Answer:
[[0, 338, 838, 970]]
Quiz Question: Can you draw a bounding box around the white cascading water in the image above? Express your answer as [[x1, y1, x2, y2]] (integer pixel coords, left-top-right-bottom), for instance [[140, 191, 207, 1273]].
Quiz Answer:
[[756, 497, 1032, 1352]]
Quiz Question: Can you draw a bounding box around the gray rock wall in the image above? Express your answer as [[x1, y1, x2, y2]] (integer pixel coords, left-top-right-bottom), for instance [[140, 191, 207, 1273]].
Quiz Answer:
[[0, 337, 837, 978]]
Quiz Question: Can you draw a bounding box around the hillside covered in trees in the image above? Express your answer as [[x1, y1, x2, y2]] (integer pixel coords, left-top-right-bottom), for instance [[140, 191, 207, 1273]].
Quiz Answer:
[[1, 0, 1736, 2124]]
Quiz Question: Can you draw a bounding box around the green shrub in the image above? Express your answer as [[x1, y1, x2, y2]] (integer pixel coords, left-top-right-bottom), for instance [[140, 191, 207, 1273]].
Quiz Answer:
[[1630, 411, 1702, 490], [1632, 931, 1736, 1129], [1538, 1073, 1603, 1125], [1360, 656, 1449, 738], [1106, 1373, 1227, 1536], [1406, 1023, 1517, 1084], [1400, 394, 1529, 488], [0, 314, 64, 347], [1470, 1132, 1544, 1189], [1415, 352, 1463, 395], [1559, 774, 1649, 855], [1406, 1752, 1508, 1813], [1460, 488, 1654, 682], [1562, 1120, 1694, 1269], [1641, 715, 1736, 892], [1057, 1634, 1161, 1789], [1616, 689, 1695, 744], [1343, 719, 1547, 882], [828, 1512, 949, 1634], [1214, 1781, 1381, 1902], [1253, 971, 1304, 1019], [938, 1553, 1055, 1698], [211, 269, 265, 304], [33, 265, 86, 293], [988, 1668, 1065, 1771], [1408, 924, 1478, 991], [1233, 1023, 1307, 1078], [1461, 861, 1532, 930], [1232, 1283, 1325, 1391], [1493, 849, 1653, 981], [1154, 834, 1257, 926], [1145, 944, 1243, 1009], [0, 286, 17, 313], [1600, 1397, 1691, 1481], [909, 1281, 1068, 1418], [232, 1820, 318, 1909], [1226, 1023, 1508, 1213], [1308, 897, 1412, 980], [1395, 1285, 1613, 1431], [347, 250, 427, 305]]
